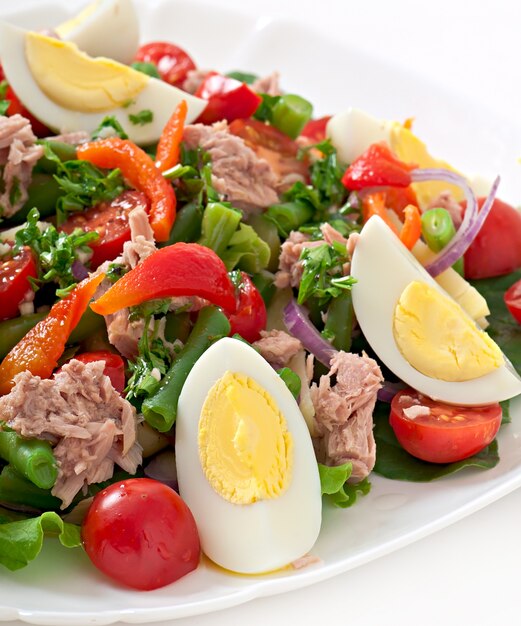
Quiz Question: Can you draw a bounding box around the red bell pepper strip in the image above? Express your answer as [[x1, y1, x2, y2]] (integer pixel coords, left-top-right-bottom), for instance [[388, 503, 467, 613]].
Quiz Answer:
[[155, 100, 188, 173], [0, 272, 105, 395], [194, 72, 262, 125], [76, 138, 176, 243], [342, 142, 416, 191], [90, 243, 237, 316], [299, 115, 331, 143], [228, 272, 267, 343]]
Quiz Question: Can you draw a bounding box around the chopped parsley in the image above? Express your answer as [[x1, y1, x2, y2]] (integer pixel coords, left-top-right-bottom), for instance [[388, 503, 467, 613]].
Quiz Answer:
[[131, 61, 161, 79], [91, 116, 128, 140], [128, 109, 154, 126], [0, 80, 9, 116]]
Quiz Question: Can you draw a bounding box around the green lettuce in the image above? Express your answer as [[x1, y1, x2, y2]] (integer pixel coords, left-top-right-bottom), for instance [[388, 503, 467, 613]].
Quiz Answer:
[[318, 462, 371, 508]]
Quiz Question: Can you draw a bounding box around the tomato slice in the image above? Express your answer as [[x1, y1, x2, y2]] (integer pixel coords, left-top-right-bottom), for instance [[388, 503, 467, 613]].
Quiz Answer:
[[134, 42, 196, 86], [82, 478, 200, 590], [228, 272, 267, 343], [72, 351, 126, 393], [194, 73, 261, 125], [390, 389, 502, 464], [60, 190, 149, 268], [229, 118, 309, 182], [0, 247, 37, 321], [504, 279, 521, 324], [300, 115, 331, 143], [2, 82, 51, 138]]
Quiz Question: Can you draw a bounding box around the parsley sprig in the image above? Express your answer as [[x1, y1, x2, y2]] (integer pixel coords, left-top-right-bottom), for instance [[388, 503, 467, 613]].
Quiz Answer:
[[0, 80, 9, 116]]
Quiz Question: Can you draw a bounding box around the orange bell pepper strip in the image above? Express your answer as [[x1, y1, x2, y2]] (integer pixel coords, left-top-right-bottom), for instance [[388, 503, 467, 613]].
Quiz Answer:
[[76, 138, 176, 243], [0, 272, 104, 395], [361, 193, 421, 250], [155, 100, 188, 173], [399, 204, 422, 250], [90, 243, 237, 316], [361, 191, 399, 235]]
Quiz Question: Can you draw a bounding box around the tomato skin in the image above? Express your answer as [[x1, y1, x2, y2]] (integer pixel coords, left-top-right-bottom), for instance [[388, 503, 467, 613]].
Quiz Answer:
[[463, 198, 521, 279], [228, 272, 267, 342], [342, 142, 415, 191], [194, 73, 262, 125], [390, 389, 502, 464], [73, 351, 126, 393], [60, 190, 149, 268], [3, 84, 51, 138], [134, 42, 196, 86], [504, 279, 521, 324], [300, 115, 331, 143], [0, 247, 38, 321], [82, 478, 200, 590]]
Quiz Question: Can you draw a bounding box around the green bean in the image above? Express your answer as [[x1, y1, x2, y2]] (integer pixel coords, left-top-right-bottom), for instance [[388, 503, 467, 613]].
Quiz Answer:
[[251, 270, 276, 307], [68, 308, 106, 344], [248, 214, 281, 272], [265, 201, 314, 237], [0, 313, 46, 360], [0, 466, 61, 511], [225, 71, 259, 85], [35, 141, 77, 174], [271, 94, 313, 139], [3, 174, 63, 225], [324, 290, 354, 352], [198, 202, 242, 256], [161, 199, 204, 246], [0, 431, 57, 489], [277, 367, 301, 399], [164, 312, 192, 344], [142, 306, 231, 432], [421, 207, 464, 276]]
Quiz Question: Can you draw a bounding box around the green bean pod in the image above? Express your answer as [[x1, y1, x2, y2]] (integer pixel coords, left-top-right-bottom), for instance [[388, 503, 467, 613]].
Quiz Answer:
[[277, 367, 301, 399], [421, 207, 464, 276], [0, 466, 61, 511], [161, 199, 204, 246], [142, 306, 231, 432], [3, 174, 63, 226], [247, 214, 281, 272], [324, 290, 354, 352], [265, 201, 314, 237], [0, 431, 58, 489], [270, 94, 313, 139]]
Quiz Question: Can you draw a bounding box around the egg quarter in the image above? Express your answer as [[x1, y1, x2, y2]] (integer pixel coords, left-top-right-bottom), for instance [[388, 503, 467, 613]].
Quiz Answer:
[[175, 337, 322, 575]]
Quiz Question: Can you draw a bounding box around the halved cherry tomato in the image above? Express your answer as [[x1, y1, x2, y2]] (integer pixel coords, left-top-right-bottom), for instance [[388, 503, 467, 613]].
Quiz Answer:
[[229, 118, 309, 181], [300, 115, 331, 143], [1, 81, 50, 137], [0, 247, 37, 321], [504, 279, 521, 324], [228, 272, 267, 343], [60, 190, 149, 269], [390, 389, 502, 464], [82, 478, 200, 590], [133, 42, 196, 86], [383, 185, 419, 220], [463, 197, 521, 279], [194, 72, 261, 125], [72, 351, 126, 394]]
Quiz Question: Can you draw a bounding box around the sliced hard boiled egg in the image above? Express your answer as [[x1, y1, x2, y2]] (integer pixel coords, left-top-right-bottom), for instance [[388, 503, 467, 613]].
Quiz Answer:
[[55, 0, 139, 64], [175, 337, 322, 574], [350, 216, 521, 405], [0, 23, 206, 144]]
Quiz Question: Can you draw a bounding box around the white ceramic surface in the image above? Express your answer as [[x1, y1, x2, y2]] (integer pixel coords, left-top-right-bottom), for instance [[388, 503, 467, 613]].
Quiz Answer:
[[0, 1, 520, 624]]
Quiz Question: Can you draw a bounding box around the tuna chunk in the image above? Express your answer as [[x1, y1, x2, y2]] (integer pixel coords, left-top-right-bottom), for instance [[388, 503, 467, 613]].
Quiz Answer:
[[0, 360, 141, 508], [427, 190, 463, 228], [251, 72, 282, 97], [0, 114, 44, 219], [121, 204, 157, 269], [183, 122, 279, 213], [253, 329, 303, 369], [311, 351, 383, 481]]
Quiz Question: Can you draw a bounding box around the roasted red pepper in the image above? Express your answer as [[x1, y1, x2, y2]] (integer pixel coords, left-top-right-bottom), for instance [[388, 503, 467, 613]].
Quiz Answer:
[[77, 138, 176, 243], [90, 243, 236, 316], [194, 72, 262, 125], [0, 273, 105, 395], [155, 100, 188, 173], [299, 115, 331, 143], [228, 272, 267, 343], [342, 142, 416, 190]]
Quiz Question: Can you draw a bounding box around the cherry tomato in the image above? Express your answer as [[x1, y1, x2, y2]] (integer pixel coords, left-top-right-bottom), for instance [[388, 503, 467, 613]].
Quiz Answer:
[[228, 272, 267, 342], [383, 185, 419, 220], [134, 42, 196, 86], [390, 389, 502, 464], [82, 478, 200, 590], [72, 351, 126, 393], [0, 247, 37, 321], [60, 190, 149, 268], [194, 72, 261, 125], [300, 115, 331, 143], [463, 197, 521, 279], [2, 81, 51, 137], [504, 279, 521, 324], [229, 118, 309, 182]]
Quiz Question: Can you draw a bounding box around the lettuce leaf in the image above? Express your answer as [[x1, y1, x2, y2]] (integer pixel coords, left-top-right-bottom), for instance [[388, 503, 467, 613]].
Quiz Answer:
[[318, 462, 371, 508]]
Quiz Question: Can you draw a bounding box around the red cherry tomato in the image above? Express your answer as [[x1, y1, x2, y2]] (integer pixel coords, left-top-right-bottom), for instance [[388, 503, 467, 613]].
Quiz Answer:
[[0, 247, 38, 321], [82, 478, 200, 590], [194, 72, 262, 125], [2, 82, 51, 138], [463, 197, 521, 279], [134, 42, 196, 86], [60, 190, 149, 268], [228, 272, 267, 343], [300, 115, 331, 143], [390, 389, 502, 464], [504, 279, 521, 324], [72, 351, 126, 393]]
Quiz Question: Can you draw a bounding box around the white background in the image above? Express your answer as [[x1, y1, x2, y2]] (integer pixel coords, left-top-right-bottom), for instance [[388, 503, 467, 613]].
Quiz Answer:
[[1, 0, 521, 624]]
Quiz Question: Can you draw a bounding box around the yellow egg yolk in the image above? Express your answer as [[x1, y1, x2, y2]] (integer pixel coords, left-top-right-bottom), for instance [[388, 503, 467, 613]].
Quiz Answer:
[[393, 280, 504, 382], [198, 371, 293, 505], [25, 32, 148, 112]]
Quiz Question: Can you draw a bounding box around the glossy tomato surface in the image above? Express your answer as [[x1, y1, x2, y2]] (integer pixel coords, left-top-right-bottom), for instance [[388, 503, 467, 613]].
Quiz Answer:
[[3, 83, 51, 137], [73, 351, 126, 393], [463, 197, 521, 279], [390, 389, 502, 464], [300, 115, 331, 143], [194, 73, 261, 125], [504, 279, 521, 324], [0, 247, 37, 321], [82, 478, 200, 591], [60, 190, 149, 268], [228, 272, 267, 342], [134, 42, 196, 86]]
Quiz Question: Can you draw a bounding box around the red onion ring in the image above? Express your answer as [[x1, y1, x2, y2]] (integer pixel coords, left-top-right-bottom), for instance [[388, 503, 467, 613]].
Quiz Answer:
[[410, 168, 500, 277], [377, 381, 407, 403], [283, 299, 338, 366]]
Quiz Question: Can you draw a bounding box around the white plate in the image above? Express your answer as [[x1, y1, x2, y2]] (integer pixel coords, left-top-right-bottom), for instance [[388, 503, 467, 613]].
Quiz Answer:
[[1, 1, 521, 624]]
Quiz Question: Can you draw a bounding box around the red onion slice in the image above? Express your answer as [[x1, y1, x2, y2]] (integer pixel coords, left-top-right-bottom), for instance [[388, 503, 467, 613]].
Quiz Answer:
[[377, 381, 407, 403], [410, 168, 500, 277], [71, 259, 89, 282], [283, 299, 338, 367]]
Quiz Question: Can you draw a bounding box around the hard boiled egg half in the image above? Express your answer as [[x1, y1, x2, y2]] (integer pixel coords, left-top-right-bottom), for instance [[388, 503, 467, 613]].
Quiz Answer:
[[175, 337, 322, 574], [0, 22, 206, 144], [351, 216, 521, 405]]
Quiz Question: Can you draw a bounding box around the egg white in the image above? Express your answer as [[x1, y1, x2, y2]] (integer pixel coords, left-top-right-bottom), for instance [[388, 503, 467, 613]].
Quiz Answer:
[[0, 21, 207, 145], [350, 216, 521, 405], [175, 337, 322, 574]]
